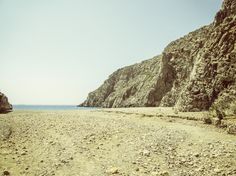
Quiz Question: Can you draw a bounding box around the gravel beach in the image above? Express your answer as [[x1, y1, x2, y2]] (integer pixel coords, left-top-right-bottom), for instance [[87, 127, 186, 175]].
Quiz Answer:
[[0, 108, 236, 176]]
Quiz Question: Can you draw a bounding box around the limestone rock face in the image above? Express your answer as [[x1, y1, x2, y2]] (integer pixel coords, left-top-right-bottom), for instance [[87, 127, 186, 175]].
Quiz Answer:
[[0, 92, 12, 113], [81, 57, 164, 107], [81, 0, 236, 113]]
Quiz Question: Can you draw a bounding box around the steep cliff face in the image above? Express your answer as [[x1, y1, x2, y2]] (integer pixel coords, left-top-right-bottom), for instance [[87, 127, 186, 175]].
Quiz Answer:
[[0, 92, 12, 113], [81, 0, 236, 114], [175, 0, 236, 114], [81, 57, 163, 107]]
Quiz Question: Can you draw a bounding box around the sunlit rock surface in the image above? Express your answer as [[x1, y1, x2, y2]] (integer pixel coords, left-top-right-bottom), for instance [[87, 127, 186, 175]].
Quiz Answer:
[[81, 0, 236, 114]]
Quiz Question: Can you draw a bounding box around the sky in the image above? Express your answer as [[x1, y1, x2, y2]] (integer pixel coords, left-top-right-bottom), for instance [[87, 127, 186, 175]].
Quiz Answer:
[[0, 0, 222, 105]]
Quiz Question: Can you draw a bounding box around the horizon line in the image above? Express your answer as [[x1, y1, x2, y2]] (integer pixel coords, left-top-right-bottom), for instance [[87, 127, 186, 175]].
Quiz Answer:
[[13, 104, 78, 106]]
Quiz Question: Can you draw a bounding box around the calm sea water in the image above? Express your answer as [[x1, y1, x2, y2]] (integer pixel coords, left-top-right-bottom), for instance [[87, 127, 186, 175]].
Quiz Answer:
[[13, 105, 95, 111]]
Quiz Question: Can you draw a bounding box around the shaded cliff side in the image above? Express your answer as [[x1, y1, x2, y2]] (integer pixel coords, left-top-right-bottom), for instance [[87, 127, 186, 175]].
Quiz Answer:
[[0, 92, 12, 113], [81, 0, 236, 115]]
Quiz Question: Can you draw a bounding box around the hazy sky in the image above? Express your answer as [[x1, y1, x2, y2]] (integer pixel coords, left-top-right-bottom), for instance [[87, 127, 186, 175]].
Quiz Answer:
[[0, 0, 222, 105]]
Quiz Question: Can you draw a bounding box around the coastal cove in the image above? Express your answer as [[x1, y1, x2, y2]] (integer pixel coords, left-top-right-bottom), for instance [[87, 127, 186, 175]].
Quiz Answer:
[[1, 0, 236, 175]]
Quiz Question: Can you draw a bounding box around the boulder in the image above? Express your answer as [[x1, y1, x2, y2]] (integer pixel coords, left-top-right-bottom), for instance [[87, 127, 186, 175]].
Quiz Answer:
[[0, 92, 12, 113]]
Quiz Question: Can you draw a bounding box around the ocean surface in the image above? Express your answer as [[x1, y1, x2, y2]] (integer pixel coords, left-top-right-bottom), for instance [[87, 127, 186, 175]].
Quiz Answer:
[[13, 105, 95, 111]]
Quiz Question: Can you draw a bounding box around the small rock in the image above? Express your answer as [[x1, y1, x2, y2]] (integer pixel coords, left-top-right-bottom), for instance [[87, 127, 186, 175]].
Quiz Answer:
[[151, 171, 158, 175], [203, 117, 212, 124], [106, 167, 119, 174], [227, 125, 236, 135], [214, 168, 222, 173], [21, 151, 27, 156], [195, 167, 204, 172], [194, 153, 200, 157], [142, 149, 151, 157], [159, 171, 169, 176], [181, 158, 186, 163], [3, 171, 10, 176], [61, 159, 69, 164]]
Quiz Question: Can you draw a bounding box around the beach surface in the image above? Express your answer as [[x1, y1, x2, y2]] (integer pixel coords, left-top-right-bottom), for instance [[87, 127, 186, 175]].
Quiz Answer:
[[0, 108, 236, 176]]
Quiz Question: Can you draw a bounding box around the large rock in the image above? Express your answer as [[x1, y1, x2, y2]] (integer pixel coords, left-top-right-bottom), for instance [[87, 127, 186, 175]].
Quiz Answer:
[[0, 92, 12, 113], [81, 0, 236, 114]]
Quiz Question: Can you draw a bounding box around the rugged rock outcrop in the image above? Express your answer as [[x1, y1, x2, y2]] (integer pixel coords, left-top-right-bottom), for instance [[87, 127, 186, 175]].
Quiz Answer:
[[0, 92, 12, 113], [81, 0, 236, 115]]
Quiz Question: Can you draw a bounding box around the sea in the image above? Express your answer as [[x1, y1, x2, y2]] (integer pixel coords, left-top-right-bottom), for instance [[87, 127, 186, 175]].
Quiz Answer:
[[13, 105, 95, 111]]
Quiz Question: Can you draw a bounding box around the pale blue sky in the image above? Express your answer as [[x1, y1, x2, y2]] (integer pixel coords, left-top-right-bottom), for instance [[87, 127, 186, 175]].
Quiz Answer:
[[0, 0, 222, 105]]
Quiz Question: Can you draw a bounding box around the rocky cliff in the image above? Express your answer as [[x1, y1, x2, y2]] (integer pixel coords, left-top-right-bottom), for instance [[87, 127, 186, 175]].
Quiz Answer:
[[0, 92, 12, 113], [81, 0, 236, 115]]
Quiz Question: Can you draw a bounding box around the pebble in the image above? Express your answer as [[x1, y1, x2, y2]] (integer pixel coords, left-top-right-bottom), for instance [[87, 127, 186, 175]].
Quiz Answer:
[[214, 168, 222, 173], [142, 149, 151, 157], [21, 151, 27, 156], [159, 170, 169, 176], [194, 153, 200, 157], [3, 171, 10, 176], [106, 167, 119, 174]]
